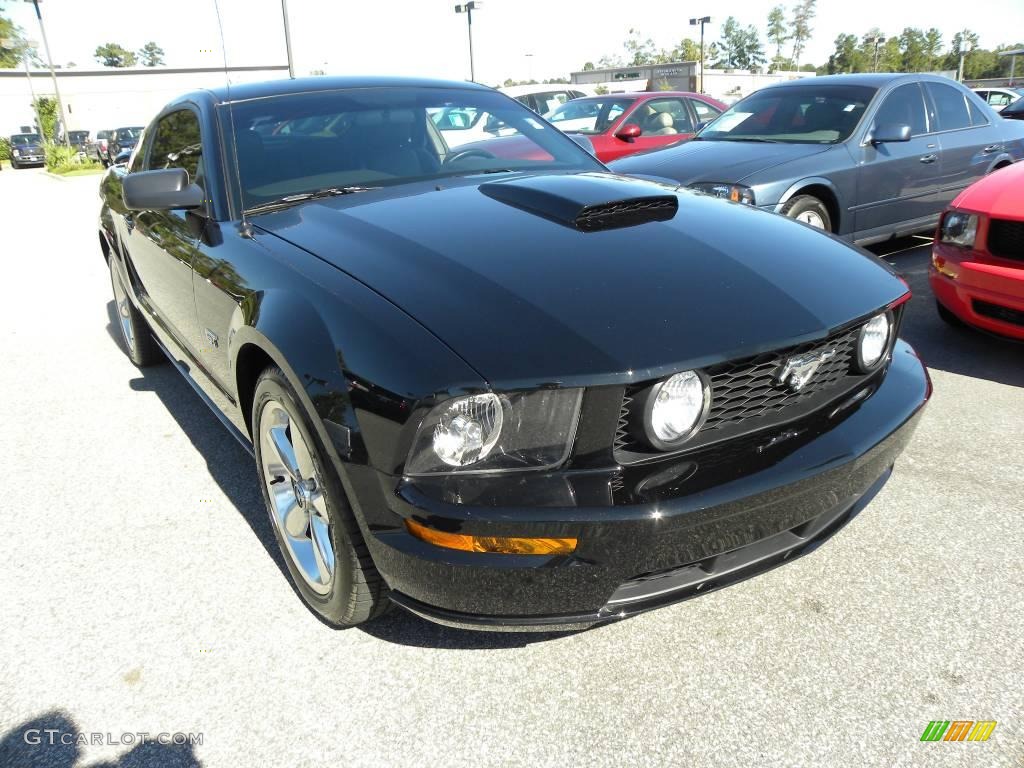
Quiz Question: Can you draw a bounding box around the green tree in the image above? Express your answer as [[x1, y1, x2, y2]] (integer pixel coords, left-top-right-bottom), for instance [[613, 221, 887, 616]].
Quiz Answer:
[[33, 96, 58, 141], [923, 28, 943, 70], [898, 28, 929, 72], [138, 41, 164, 67], [623, 28, 659, 65], [716, 17, 766, 70], [827, 33, 867, 74], [767, 5, 789, 71], [582, 61, 595, 71], [1, 5, 26, 69], [94, 42, 137, 67], [789, 0, 817, 69], [668, 38, 701, 62]]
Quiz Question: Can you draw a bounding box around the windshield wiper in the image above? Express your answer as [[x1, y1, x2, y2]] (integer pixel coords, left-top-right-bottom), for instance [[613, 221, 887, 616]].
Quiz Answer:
[[714, 137, 783, 143], [245, 186, 381, 214]]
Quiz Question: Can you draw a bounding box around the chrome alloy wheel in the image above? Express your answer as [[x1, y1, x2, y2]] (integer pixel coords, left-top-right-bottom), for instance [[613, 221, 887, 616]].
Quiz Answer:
[[111, 267, 134, 348], [796, 210, 826, 229], [259, 399, 335, 594]]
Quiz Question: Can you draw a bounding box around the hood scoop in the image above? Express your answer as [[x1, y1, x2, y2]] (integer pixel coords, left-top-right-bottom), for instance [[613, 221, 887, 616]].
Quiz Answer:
[[479, 172, 678, 232]]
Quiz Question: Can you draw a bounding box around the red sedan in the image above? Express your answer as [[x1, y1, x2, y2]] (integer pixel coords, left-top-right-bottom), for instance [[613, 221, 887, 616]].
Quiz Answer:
[[543, 91, 727, 162], [930, 162, 1024, 340]]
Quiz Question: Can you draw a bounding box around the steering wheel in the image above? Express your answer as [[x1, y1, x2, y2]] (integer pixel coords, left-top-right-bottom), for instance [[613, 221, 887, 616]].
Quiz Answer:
[[443, 148, 498, 167]]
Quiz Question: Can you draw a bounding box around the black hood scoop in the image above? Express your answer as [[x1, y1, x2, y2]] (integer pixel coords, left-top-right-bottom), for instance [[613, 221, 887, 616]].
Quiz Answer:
[[479, 172, 678, 232]]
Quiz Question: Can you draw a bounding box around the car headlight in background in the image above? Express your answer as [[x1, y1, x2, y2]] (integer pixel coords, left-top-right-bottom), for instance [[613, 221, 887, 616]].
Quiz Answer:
[[643, 370, 711, 449], [12, 149, 20, 157], [939, 211, 978, 248], [857, 312, 892, 371], [405, 389, 582, 475], [688, 182, 756, 205]]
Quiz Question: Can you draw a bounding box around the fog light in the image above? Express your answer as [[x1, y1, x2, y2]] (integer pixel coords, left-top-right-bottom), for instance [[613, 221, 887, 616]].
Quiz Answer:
[[645, 370, 710, 448], [405, 519, 576, 555], [857, 312, 891, 370]]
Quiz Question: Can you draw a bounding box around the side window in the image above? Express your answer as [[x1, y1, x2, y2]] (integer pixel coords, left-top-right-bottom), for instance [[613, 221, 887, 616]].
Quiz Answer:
[[691, 99, 722, 125], [966, 97, 989, 126], [640, 98, 694, 134], [926, 82, 971, 132], [989, 92, 1011, 108], [128, 127, 148, 173], [873, 83, 928, 136], [148, 109, 204, 188]]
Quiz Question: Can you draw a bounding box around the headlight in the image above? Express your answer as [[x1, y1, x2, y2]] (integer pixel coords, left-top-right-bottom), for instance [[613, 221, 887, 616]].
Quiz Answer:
[[12, 149, 20, 157], [405, 389, 583, 475], [939, 211, 978, 248], [689, 182, 755, 205], [857, 312, 892, 371], [644, 370, 711, 449]]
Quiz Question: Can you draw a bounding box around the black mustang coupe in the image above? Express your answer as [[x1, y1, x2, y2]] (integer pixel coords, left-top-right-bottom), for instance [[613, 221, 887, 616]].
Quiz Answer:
[[98, 77, 930, 630]]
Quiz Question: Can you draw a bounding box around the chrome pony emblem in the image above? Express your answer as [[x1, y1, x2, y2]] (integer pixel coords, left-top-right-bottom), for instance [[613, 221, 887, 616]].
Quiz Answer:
[[777, 348, 837, 392]]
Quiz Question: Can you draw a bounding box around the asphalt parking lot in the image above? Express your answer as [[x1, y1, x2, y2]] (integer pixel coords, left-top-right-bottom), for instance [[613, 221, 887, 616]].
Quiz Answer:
[[0, 168, 1021, 768]]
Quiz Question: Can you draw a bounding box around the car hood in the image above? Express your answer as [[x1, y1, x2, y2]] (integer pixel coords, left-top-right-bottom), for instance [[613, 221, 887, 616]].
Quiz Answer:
[[254, 172, 905, 388], [609, 139, 834, 185], [14, 143, 43, 153]]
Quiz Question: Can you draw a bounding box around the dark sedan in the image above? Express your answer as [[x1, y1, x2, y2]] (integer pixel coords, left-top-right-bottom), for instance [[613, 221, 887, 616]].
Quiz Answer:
[[9, 133, 45, 168], [1001, 98, 1024, 121], [611, 74, 1024, 246], [98, 77, 929, 630]]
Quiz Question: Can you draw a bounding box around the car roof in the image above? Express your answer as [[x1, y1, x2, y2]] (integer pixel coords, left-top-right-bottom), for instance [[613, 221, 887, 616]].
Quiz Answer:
[[766, 73, 961, 89], [192, 75, 490, 105]]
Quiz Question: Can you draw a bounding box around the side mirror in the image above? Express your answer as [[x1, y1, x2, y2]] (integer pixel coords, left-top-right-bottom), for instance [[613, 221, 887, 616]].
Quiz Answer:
[[568, 134, 596, 155], [122, 168, 205, 211], [871, 123, 912, 144], [615, 123, 642, 141]]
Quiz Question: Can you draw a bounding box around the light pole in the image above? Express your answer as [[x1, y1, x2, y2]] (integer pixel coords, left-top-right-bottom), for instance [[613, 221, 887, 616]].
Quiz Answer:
[[281, 0, 295, 78], [689, 16, 711, 94], [0, 37, 40, 130], [866, 35, 885, 72], [454, 2, 482, 82], [956, 30, 974, 82], [23, 0, 70, 146]]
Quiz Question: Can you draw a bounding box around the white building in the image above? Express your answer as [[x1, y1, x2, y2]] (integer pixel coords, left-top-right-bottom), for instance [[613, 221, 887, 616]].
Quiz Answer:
[[0, 65, 289, 137]]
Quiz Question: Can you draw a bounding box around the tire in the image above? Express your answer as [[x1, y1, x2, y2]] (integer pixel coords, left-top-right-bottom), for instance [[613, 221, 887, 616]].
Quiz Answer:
[[936, 299, 964, 328], [10, 156, 18, 170], [252, 366, 389, 627], [781, 195, 832, 232], [108, 257, 163, 366]]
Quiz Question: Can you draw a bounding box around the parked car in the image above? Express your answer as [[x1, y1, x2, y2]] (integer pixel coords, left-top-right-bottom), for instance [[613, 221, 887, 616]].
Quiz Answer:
[[98, 76, 929, 630], [1001, 98, 1024, 121], [103, 126, 144, 166], [87, 129, 113, 163], [972, 87, 1023, 112], [499, 83, 588, 114], [8, 133, 45, 168], [610, 74, 1024, 245], [430, 105, 516, 148], [544, 92, 727, 162], [931, 162, 1024, 339], [68, 130, 91, 155]]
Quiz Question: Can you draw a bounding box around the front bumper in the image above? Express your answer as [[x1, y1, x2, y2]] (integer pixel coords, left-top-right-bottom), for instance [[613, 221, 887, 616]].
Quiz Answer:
[[358, 340, 930, 630], [14, 154, 44, 164], [931, 243, 1024, 340]]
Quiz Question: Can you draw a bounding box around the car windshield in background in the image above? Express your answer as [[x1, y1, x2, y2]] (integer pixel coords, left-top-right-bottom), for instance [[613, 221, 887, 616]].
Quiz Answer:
[[545, 97, 635, 134], [11, 134, 42, 145], [117, 127, 144, 138], [69, 131, 89, 142], [699, 85, 876, 144], [228, 86, 602, 211]]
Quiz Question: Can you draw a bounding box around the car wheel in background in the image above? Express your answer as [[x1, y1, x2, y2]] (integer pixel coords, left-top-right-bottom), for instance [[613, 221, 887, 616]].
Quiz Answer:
[[10, 156, 18, 169], [108, 257, 164, 366], [252, 367, 390, 628], [782, 195, 832, 232]]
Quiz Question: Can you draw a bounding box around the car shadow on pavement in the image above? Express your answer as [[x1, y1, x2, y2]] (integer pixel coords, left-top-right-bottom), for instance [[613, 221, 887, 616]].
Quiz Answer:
[[0, 711, 200, 768], [105, 303, 583, 650], [872, 241, 1024, 389]]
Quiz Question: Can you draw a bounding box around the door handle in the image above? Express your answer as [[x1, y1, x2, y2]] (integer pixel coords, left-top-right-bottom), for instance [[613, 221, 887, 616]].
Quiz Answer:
[[919, 154, 937, 164], [982, 144, 1001, 153]]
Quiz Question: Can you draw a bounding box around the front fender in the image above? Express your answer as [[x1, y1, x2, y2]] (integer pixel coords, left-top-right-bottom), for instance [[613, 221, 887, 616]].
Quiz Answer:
[[773, 175, 843, 212]]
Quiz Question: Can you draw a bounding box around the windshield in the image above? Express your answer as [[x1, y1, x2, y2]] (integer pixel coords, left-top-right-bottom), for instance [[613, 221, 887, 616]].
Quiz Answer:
[[116, 127, 144, 138], [227, 86, 603, 211], [699, 85, 876, 144], [69, 131, 89, 142], [545, 97, 635, 134], [11, 134, 41, 146]]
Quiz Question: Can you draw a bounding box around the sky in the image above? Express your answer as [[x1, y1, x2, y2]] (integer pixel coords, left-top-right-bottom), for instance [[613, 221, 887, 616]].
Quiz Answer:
[[5, 0, 1024, 85]]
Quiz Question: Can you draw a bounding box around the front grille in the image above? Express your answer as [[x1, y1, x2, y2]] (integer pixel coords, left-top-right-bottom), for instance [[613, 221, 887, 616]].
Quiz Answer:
[[973, 299, 1024, 328], [988, 219, 1024, 263], [575, 197, 678, 232], [614, 321, 878, 464]]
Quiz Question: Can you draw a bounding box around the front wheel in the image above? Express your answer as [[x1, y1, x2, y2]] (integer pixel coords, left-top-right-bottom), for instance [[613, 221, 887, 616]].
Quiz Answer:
[[109, 257, 163, 366], [253, 367, 390, 627], [10, 156, 18, 169], [781, 195, 832, 232]]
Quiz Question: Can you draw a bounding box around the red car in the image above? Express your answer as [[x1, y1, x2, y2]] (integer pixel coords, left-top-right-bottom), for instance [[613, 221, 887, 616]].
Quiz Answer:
[[543, 91, 727, 162], [930, 162, 1024, 340]]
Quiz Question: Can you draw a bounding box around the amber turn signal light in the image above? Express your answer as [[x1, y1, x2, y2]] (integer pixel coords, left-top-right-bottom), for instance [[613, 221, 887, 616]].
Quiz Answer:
[[404, 519, 576, 555]]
